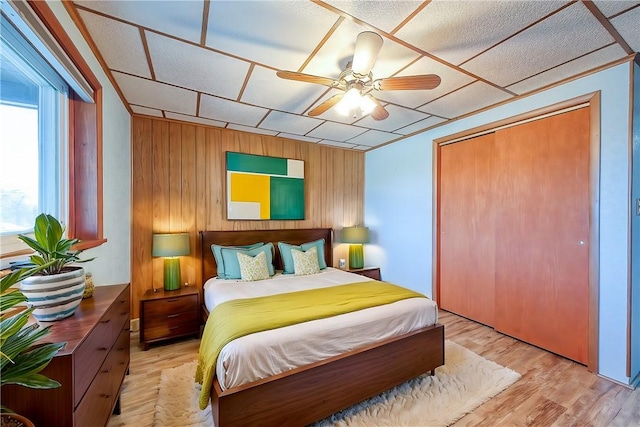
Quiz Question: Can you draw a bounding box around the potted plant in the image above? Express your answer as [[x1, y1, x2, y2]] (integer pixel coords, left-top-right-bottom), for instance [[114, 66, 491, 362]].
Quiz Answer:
[[17, 214, 94, 321], [1, 265, 66, 426]]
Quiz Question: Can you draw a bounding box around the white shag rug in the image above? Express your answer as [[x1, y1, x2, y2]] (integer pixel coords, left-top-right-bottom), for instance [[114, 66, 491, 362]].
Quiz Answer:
[[153, 341, 520, 427]]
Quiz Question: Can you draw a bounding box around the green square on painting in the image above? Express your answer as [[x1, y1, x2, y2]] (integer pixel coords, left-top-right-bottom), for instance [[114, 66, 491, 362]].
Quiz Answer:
[[270, 177, 304, 220]]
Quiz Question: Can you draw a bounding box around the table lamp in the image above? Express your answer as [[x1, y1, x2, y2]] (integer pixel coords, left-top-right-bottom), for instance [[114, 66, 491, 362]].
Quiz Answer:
[[152, 233, 190, 291], [342, 226, 370, 269]]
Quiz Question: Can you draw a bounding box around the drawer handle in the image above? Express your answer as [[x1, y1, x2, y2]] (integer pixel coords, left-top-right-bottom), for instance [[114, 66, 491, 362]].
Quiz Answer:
[[166, 298, 180, 302], [169, 326, 180, 330], [167, 313, 181, 318], [98, 347, 108, 351], [119, 299, 126, 304], [121, 311, 128, 316], [100, 319, 111, 324], [100, 394, 110, 399], [101, 368, 111, 374]]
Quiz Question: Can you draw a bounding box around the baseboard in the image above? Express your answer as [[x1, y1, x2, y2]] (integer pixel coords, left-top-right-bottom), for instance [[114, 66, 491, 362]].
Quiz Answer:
[[130, 318, 139, 332]]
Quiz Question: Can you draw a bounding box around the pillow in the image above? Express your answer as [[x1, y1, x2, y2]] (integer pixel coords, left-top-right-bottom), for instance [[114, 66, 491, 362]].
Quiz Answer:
[[237, 251, 270, 281], [211, 242, 263, 278], [278, 239, 326, 274], [219, 243, 275, 279], [291, 247, 320, 276]]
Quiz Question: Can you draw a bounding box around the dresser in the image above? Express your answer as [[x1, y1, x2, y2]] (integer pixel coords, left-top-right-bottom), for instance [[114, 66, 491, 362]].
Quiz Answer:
[[2, 284, 130, 427]]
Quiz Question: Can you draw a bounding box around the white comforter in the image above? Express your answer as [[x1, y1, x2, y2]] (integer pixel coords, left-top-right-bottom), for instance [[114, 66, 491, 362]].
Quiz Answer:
[[203, 268, 438, 390]]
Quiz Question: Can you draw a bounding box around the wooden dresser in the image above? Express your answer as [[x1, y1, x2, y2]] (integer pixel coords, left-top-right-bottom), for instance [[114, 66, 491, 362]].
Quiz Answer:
[[2, 284, 130, 427]]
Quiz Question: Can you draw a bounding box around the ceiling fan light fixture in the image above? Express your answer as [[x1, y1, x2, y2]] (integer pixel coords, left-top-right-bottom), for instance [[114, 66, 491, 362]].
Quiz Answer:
[[351, 31, 383, 76], [360, 95, 377, 115], [336, 87, 362, 116]]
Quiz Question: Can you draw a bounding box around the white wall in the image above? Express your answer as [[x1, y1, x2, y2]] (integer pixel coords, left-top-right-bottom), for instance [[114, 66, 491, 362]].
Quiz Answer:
[[49, 1, 131, 287], [365, 63, 633, 385]]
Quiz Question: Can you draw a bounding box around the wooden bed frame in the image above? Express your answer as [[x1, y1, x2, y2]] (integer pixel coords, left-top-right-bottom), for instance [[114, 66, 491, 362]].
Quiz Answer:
[[199, 228, 445, 426]]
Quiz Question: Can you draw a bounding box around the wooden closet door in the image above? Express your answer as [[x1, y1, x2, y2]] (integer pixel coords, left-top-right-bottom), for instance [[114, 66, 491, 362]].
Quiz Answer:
[[493, 107, 590, 364], [439, 133, 496, 326]]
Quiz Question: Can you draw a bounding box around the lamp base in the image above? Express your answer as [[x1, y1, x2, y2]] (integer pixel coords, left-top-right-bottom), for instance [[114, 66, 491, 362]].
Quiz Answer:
[[348, 244, 364, 269], [163, 258, 181, 291]]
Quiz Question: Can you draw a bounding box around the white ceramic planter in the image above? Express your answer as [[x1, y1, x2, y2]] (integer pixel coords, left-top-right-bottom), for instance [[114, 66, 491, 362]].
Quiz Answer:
[[19, 267, 85, 321]]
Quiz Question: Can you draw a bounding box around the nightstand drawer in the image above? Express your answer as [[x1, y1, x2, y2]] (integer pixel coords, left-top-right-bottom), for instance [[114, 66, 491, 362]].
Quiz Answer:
[[143, 310, 199, 340], [349, 267, 381, 281], [143, 294, 198, 317]]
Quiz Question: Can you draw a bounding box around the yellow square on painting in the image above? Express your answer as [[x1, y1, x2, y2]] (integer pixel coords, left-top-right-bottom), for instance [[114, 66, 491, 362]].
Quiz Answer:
[[229, 173, 270, 219]]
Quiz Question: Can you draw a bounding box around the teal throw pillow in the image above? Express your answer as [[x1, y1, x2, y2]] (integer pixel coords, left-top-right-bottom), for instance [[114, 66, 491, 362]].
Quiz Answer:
[[211, 242, 263, 278], [278, 238, 326, 274], [220, 243, 275, 279]]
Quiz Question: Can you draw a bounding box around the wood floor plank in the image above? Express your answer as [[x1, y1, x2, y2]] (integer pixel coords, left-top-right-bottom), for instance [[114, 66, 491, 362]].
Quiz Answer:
[[107, 310, 640, 426]]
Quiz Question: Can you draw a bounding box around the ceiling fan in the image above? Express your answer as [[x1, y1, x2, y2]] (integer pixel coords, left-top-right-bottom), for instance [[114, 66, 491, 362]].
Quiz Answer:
[[276, 31, 441, 121]]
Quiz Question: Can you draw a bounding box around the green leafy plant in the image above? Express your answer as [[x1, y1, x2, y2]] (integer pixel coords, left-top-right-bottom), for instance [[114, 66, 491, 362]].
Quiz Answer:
[[18, 213, 94, 276], [0, 265, 66, 411]]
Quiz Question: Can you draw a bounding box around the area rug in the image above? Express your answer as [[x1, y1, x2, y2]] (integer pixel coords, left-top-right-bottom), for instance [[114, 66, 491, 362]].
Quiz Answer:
[[153, 341, 520, 427]]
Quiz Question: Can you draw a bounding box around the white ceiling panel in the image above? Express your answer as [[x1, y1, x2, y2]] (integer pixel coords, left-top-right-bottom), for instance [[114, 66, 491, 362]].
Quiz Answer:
[[131, 105, 163, 117], [347, 129, 401, 147], [259, 111, 324, 135], [611, 7, 640, 52], [277, 133, 321, 143], [146, 32, 250, 99], [78, 10, 150, 78], [113, 71, 197, 115], [352, 145, 370, 151], [242, 65, 328, 113], [592, 1, 640, 17], [419, 81, 513, 118], [375, 56, 476, 108], [356, 104, 431, 132], [75, 0, 204, 43], [323, 1, 423, 34], [206, 1, 338, 70], [395, 0, 568, 66], [507, 44, 627, 95], [165, 112, 226, 128], [395, 116, 447, 135], [227, 124, 278, 136], [318, 140, 358, 149], [199, 94, 268, 127], [307, 121, 368, 141], [462, 2, 615, 87]]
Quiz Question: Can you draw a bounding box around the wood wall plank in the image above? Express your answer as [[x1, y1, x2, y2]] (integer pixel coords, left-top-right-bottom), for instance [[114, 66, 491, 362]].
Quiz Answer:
[[130, 117, 365, 318]]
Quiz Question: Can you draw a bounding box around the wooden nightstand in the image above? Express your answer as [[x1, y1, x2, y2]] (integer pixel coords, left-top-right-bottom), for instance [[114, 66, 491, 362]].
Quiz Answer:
[[140, 286, 200, 350], [348, 266, 381, 281]]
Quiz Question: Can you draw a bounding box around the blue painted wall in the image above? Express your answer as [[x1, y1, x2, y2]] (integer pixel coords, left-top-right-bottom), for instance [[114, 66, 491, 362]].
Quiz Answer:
[[365, 62, 633, 385], [631, 61, 640, 386]]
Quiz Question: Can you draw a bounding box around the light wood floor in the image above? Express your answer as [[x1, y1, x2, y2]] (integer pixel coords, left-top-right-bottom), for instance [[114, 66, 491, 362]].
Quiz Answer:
[[107, 310, 640, 426]]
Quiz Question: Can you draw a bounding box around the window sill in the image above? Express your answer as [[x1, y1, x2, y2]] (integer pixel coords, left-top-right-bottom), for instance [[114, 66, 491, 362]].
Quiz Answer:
[[73, 239, 107, 251]]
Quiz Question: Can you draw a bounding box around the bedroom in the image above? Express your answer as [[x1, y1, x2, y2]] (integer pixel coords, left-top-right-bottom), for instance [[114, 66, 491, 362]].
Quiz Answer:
[[0, 0, 639, 426]]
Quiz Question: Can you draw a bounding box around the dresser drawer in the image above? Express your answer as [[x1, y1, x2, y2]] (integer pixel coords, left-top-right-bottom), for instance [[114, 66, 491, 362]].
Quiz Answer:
[[143, 294, 198, 317], [74, 353, 114, 427], [73, 318, 114, 406], [111, 328, 130, 399], [143, 310, 199, 340]]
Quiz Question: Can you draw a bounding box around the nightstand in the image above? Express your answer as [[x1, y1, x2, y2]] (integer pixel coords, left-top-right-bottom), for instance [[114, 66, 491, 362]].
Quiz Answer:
[[348, 266, 381, 281], [140, 286, 200, 350]]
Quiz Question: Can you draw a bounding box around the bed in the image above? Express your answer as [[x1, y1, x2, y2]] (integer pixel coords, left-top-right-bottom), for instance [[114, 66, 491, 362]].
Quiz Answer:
[[198, 228, 444, 426]]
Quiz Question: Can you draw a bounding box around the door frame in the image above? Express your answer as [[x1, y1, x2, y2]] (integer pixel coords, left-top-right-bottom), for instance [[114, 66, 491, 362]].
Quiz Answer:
[[432, 92, 601, 372]]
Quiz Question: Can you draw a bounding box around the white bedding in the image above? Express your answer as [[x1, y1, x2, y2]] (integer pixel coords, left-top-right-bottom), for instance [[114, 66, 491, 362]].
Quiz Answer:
[[203, 267, 438, 390]]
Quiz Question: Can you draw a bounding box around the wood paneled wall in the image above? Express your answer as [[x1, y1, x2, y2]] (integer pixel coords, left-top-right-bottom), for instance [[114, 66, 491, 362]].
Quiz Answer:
[[131, 116, 365, 318]]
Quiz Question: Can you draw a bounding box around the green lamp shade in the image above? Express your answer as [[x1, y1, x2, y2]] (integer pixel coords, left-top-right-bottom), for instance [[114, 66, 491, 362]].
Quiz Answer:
[[153, 233, 190, 291], [342, 227, 370, 269]]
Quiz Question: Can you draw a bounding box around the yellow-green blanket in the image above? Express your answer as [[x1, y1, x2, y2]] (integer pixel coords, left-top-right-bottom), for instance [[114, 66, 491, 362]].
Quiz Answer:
[[195, 281, 425, 409]]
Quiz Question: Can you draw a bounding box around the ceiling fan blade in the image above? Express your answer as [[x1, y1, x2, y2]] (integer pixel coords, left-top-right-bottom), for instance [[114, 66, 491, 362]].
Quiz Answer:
[[309, 93, 344, 116], [367, 95, 389, 121], [352, 32, 383, 76], [276, 70, 338, 87], [376, 74, 441, 91]]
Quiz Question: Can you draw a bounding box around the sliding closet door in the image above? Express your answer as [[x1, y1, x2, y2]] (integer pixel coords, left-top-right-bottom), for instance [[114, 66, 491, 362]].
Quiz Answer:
[[439, 133, 496, 326], [493, 107, 590, 364]]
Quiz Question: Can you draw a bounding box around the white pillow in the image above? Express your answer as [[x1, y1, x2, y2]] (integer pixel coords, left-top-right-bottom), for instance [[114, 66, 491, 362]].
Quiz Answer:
[[291, 246, 320, 276], [237, 251, 270, 281]]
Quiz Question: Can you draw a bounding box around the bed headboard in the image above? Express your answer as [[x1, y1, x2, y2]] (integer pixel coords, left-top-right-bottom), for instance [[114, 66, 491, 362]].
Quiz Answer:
[[199, 228, 333, 282]]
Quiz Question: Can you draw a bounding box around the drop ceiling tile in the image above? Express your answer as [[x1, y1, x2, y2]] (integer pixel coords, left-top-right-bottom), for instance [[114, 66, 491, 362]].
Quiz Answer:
[[395, 116, 447, 135], [260, 111, 324, 135], [506, 44, 627, 95], [318, 140, 358, 149], [592, 0, 640, 17], [75, 1, 204, 43], [146, 32, 250, 99], [227, 124, 278, 136], [419, 81, 513, 118], [205, 1, 338, 70], [77, 10, 150, 78], [461, 2, 616, 87], [277, 133, 321, 143], [375, 56, 475, 108], [113, 71, 197, 115], [131, 105, 163, 117], [323, 1, 423, 33], [395, 0, 568, 65], [165, 112, 226, 128], [306, 121, 368, 141], [611, 6, 640, 52], [242, 65, 328, 114], [199, 94, 269, 127], [356, 104, 430, 132], [347, 129, 401, 147], [352, 145, 370, 151]]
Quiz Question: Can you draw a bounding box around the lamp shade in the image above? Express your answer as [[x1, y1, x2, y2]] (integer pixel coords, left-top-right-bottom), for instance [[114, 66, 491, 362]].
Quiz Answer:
[[342, 226, 370, 244], [152, 233, 190, 257]]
